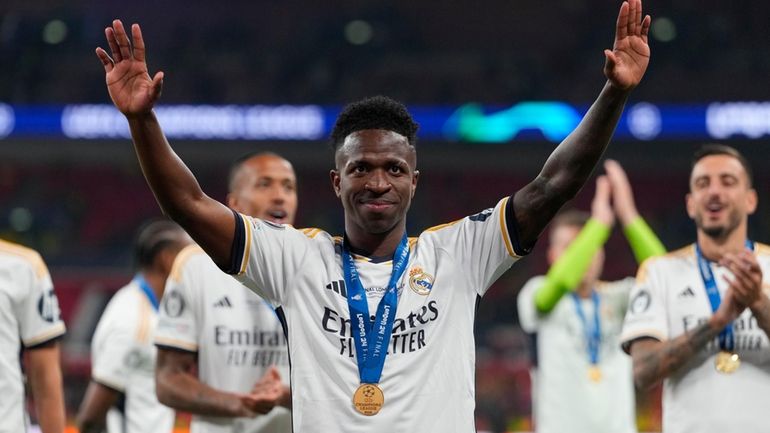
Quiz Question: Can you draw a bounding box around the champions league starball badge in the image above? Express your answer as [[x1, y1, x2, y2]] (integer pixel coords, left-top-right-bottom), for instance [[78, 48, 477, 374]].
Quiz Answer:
[[353, 383, 384, 416]]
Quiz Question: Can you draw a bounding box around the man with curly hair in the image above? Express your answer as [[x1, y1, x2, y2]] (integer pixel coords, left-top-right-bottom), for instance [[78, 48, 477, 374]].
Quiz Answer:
[[95, 1, 652, 430]]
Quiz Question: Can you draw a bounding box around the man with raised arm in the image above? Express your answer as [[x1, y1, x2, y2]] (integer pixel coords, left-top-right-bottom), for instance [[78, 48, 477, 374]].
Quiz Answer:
[[518, 160, 665, 433], [621, 144, 770, 433], [154, 152, 295, 432], [95, 2, 651, 431]]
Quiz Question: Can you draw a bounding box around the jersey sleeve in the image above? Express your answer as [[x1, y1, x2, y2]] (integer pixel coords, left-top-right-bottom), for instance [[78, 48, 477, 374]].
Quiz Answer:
[[517, 276, 546, 333], [155, 246, 204, 352], [226, 211, 312, 305], [15, 256, 66, 347], [91, 301, 138, 391], [426, 196, 524, 296], [620, 258, 669, 353]]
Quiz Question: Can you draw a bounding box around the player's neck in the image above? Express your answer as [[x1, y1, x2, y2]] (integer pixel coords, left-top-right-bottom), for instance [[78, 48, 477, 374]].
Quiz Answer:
[[140, 270, 166, 301], [696, 227, 747, 262], [345, 223, 406, 258], [576, 281, 595, 298]]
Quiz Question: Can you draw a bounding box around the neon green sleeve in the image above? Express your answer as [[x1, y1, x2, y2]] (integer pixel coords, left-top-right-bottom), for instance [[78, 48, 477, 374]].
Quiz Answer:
[[533, 219, 611, 314], [622, 216, 666, 264]]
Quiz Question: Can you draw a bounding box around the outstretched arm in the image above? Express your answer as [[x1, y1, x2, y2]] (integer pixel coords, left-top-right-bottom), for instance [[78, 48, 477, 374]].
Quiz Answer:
[[513, 0, 651, 248], [534, 176, 614, 313], [96, 20, 234, 269], [604, 159, 665, 263]]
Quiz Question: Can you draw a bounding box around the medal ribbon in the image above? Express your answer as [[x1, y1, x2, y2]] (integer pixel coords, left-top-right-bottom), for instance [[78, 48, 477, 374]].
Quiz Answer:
[[571, 291, 601, 365], [343, 233, 410, 384], [695, 240, 754, 352], [134, 274, 160, 311]]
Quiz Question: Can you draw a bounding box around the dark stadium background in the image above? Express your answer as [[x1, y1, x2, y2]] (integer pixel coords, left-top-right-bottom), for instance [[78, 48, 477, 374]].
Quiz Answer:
[[3, 1, 769, 431]]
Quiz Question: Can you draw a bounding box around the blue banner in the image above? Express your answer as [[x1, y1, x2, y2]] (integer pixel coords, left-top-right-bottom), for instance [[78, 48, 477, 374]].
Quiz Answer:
[[2, 101, 770, 142]]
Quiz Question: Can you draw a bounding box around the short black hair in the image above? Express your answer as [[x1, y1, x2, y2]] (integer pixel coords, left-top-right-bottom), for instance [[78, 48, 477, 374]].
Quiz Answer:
[[133, 220, 187, 271], [330, 96, 419, 150], [227, 151, 284, 193], [691, 144, 754, 187]]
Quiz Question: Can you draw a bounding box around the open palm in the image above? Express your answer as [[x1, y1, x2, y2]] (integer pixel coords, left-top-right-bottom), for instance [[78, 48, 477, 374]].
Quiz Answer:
[[96, 20, 163, 117], [604, 0, 651, 90]]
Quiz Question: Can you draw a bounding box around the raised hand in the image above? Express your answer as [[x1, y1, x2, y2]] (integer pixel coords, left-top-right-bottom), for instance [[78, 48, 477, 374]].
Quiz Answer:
[[604, 159, 639, 225], [590, 175, 615, 227], [603, 0, 652, 90], [95, 20, 163, 117]]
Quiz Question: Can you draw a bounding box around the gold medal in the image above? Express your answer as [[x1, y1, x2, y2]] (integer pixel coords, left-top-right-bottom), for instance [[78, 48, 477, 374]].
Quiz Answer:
[[715, 351, 741, 374], [353, 383, 384, 416], [588, 365, 602, 383]]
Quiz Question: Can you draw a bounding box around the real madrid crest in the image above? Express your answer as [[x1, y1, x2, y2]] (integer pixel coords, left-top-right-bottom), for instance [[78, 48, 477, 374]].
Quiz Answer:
[[409, 267, 434, 295]]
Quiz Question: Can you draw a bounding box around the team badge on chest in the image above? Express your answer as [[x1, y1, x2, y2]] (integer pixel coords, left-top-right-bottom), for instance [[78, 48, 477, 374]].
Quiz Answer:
[[409, 267, 434, 296]]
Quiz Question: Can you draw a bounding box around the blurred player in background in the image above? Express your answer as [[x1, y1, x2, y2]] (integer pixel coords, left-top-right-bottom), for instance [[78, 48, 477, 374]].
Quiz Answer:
[[154, 152, 295, 432], [95, 0, 651, 430], [77, 220, 192, 433], [0, 239, 66, 433], [621, 144, 770, 433], [517, 160, 664, 433]]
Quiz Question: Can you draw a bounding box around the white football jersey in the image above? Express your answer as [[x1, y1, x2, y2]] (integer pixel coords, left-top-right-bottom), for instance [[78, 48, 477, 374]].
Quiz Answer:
[[90, 279, 175, 433], [228, 197, 521, 433], [155, 245, 291, 433], [0, 240, 65, 433], [518, 276, 636, 433], [621, 243, 770, 433]]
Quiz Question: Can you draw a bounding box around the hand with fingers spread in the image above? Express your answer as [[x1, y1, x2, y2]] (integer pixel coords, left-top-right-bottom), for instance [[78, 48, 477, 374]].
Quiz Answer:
[[96, 20, 164, 117], [721, 250, 764, 310], [604, 0, 652, 90]]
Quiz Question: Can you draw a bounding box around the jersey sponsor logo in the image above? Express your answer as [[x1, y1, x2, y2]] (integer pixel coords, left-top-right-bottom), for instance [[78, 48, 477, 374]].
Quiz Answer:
[[629, 290, 651, 314], [683, 314, 766, 352], [214, 325, 289, 367], [37, 288, 61, 323], [469, 207, 494, 222], [163, 290, 186, 318], [408, 267, 434, 296], [678, 287, 696, 298], [322, 301, 440, 358], [213, 296, 233, 308]]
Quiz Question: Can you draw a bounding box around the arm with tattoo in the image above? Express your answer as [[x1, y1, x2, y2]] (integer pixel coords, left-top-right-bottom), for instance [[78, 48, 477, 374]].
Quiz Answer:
[[630, 289, 744, 390]]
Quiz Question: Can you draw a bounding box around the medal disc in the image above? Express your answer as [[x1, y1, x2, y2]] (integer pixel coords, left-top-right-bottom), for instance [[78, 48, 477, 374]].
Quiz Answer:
[[588, 365, 602, 383], [715, 351, 740, 374], [353, 383, 384, 416]]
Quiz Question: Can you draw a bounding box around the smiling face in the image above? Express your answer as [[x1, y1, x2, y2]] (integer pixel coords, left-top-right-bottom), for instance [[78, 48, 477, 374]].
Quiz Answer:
[[227, 154, 298, 225], [330, 129, 419, 238], [686, 154, 756, 241]]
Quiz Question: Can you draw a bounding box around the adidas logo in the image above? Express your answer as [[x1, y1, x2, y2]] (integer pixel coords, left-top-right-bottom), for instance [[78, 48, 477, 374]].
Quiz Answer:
[[214, 296, 233, 308], [678, 287, 695, 298]]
